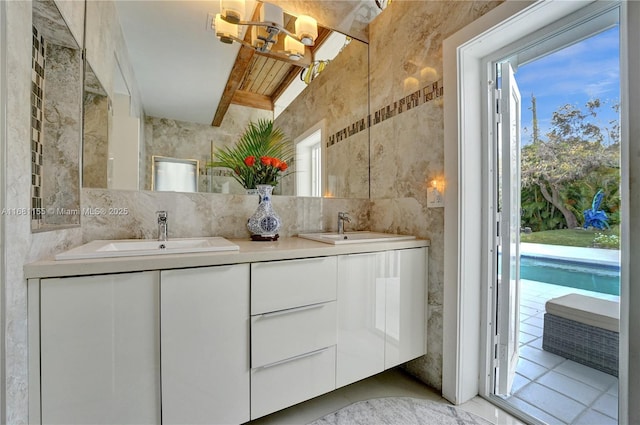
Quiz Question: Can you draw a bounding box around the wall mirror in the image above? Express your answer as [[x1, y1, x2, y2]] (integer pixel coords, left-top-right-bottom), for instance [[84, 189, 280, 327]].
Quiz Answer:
[[81, 1, 370, 199], [32, 0, 82, 232]]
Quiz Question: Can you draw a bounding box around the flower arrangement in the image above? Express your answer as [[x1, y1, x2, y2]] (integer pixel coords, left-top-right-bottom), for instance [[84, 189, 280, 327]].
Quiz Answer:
[[208, 119, 293, 189]]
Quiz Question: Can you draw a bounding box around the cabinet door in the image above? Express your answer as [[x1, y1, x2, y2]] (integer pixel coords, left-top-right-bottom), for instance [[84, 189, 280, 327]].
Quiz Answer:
[[40, 272, 160, 425], [385, 247, 427, 369], [161, 265, 250, 425], [336, 252, 386, 388]]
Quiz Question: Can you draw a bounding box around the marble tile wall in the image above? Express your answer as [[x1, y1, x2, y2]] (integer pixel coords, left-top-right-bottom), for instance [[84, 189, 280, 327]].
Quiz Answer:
[[81, 188, 371, 242], [40, 42, 82, 226], [368, 0, 502, 390], [3, 1, 85, 422]]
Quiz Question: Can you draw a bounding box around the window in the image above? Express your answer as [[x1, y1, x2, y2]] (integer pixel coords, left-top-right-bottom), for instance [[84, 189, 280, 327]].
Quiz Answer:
[[295, 125, 324, 197]]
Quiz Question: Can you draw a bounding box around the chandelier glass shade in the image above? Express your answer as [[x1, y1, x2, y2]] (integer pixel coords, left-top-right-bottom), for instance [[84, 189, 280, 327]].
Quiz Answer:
[[214, 1, 318, 62]]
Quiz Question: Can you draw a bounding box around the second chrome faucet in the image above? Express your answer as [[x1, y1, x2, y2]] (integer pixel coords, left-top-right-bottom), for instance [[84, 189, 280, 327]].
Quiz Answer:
[[157, 210, 168, 242], [337, 212, 351, 234]]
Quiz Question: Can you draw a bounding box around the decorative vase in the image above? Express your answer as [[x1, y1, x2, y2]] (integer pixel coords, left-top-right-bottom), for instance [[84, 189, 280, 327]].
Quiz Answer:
[[247, 184, 281, 241]]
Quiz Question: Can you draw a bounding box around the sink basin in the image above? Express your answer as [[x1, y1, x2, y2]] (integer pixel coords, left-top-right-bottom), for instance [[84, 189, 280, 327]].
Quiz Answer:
[[298, 231, 416, 245], [55, 237, 239, 260]]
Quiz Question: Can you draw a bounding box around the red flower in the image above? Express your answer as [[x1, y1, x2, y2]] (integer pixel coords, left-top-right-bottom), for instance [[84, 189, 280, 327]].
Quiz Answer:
[[260, 156, 272, 166], [278, 161, 288, 171], [244, 156, 256, 167], [271, 158, 282, 169]]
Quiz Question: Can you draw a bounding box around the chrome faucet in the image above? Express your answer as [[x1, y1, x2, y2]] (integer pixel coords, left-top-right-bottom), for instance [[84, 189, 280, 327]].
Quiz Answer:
[[337, 212, 351, 234], [157, 211, 168, 242]]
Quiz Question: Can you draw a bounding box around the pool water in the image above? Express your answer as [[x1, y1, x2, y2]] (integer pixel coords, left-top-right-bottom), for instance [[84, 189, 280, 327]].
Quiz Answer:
[[520, 256, 620, 296]]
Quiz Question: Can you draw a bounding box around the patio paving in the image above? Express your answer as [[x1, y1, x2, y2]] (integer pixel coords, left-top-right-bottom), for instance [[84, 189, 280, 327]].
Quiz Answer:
[[506, 279, 619, 424]]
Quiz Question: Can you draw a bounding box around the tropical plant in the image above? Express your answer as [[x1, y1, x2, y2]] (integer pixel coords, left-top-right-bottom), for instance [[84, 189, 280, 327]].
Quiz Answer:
[[208, 119, 293, 189], [521, 98, 620, 229]]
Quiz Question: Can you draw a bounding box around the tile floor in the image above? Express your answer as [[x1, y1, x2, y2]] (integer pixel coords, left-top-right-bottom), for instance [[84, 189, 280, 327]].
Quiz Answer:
[[503, 279, 619, 425], [247, 368, 525, 425]]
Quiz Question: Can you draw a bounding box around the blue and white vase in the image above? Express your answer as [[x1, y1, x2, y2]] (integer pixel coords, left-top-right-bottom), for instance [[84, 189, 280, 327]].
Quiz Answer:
[[247, 184, 281, 241]]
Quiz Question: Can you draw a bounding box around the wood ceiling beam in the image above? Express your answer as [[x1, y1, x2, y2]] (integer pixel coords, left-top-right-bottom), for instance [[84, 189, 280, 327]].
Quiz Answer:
[[212, 18, 334, 126], [211, 46, 255, 127], [271, 66, 302, 104], [270, 26, 332, 104], [231, 90, 274, 110]]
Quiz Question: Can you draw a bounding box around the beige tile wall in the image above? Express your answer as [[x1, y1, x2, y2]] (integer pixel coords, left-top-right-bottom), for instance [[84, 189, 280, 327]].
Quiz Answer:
[[368, 0, 503, 390]]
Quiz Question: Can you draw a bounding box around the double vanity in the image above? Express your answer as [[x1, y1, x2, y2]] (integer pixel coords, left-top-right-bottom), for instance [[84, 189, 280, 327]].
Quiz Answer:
[[26, 233, 429, 424]]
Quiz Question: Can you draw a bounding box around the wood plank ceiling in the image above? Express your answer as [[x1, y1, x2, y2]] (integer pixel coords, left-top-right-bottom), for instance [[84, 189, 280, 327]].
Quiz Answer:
[[211, 7, 331, 127]]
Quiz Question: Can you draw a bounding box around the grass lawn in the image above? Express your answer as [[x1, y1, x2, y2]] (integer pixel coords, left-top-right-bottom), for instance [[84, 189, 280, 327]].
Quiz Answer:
[[520, 227, 619, 248]]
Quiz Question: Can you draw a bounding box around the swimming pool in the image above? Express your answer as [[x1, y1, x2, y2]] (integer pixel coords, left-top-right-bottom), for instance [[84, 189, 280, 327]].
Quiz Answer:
[[520, 256, 620, 296]]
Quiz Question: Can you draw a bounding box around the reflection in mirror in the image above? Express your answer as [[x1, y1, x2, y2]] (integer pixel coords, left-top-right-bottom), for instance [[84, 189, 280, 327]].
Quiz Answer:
[[276, 37, 369, 199], [109, 59, 140, 190], [31, 0, 82, 232], [83, 62, 109, 188], [152, 156, 198, 193], [84, 2, 369, 198]]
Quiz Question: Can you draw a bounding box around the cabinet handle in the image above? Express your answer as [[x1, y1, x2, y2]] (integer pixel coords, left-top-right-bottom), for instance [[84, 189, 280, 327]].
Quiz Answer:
[[253, 256, 329, 269], [258, 302, 326, 319], [257, 346, 331, 369]]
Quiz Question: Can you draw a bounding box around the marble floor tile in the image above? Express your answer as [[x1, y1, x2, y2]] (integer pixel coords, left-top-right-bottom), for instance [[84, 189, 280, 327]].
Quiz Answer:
[[573, 409, 617, 425], [506, 396, 567, 425], [519, 305, 541, 316], [527, 337, 543, 350], [247, 368, 523, 425], [519, 323, 543, 338], [521, 315, 544, 328], [515, 358, 549, 381], [552, 360, 618, 392], [518, 331, 538, 345], [516, 383, 586, 423], [591, 393, 618, 420], [519, 346, 565, 369], [536, 370, 602, 406], [511, 373, 531, 394]]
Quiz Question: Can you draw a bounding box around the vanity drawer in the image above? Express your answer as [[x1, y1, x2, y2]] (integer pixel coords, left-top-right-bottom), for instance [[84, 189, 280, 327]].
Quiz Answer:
[[251, 256, 337, 314], [252, 301, 337, 368], [250, 345, 336, 420]]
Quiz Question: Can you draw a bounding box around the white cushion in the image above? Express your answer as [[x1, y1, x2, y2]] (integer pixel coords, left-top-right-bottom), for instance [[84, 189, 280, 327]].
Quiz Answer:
[[545, 293, 619, 332]]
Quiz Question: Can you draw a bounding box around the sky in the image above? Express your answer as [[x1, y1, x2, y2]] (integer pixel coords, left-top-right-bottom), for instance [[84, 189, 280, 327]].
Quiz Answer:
[[515, 26, 620, 146]]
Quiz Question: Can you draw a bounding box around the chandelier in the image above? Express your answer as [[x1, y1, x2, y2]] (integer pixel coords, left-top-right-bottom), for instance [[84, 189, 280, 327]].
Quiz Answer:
[[214, 1, 318, 62]]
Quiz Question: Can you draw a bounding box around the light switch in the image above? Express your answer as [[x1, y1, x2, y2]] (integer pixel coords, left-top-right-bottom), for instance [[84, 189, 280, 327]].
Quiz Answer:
[[427, 187, 444, 208]]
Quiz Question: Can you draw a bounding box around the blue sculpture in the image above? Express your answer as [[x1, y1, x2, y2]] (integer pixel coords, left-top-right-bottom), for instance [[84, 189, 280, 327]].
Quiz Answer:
[[583, 189, 609, 230]]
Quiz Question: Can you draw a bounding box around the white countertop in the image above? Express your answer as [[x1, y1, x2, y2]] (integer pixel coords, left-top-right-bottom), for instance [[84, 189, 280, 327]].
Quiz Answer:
[[24, 237, 430, 279]]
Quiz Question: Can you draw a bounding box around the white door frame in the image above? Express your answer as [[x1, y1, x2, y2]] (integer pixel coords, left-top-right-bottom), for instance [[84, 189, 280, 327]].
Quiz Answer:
[[442, 1, 633, 423]]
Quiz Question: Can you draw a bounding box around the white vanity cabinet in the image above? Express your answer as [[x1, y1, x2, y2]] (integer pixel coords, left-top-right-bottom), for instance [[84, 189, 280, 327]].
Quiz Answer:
[[336, 247, 427, 388], [336, 252, 386, 387], [36, 272, 161, 425], [250, 257, 338, 420], [384, 247, 427, 368], [27, 238, 429, 424], [160, 265, 250, 425]]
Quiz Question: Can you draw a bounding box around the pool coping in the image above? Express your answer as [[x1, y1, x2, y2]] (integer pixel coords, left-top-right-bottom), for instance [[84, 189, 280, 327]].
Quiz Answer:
[[520, 243, 620, 268]]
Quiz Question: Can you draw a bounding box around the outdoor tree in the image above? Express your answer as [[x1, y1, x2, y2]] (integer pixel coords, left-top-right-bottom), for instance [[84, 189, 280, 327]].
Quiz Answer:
[[521, 99, 619, 230]]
